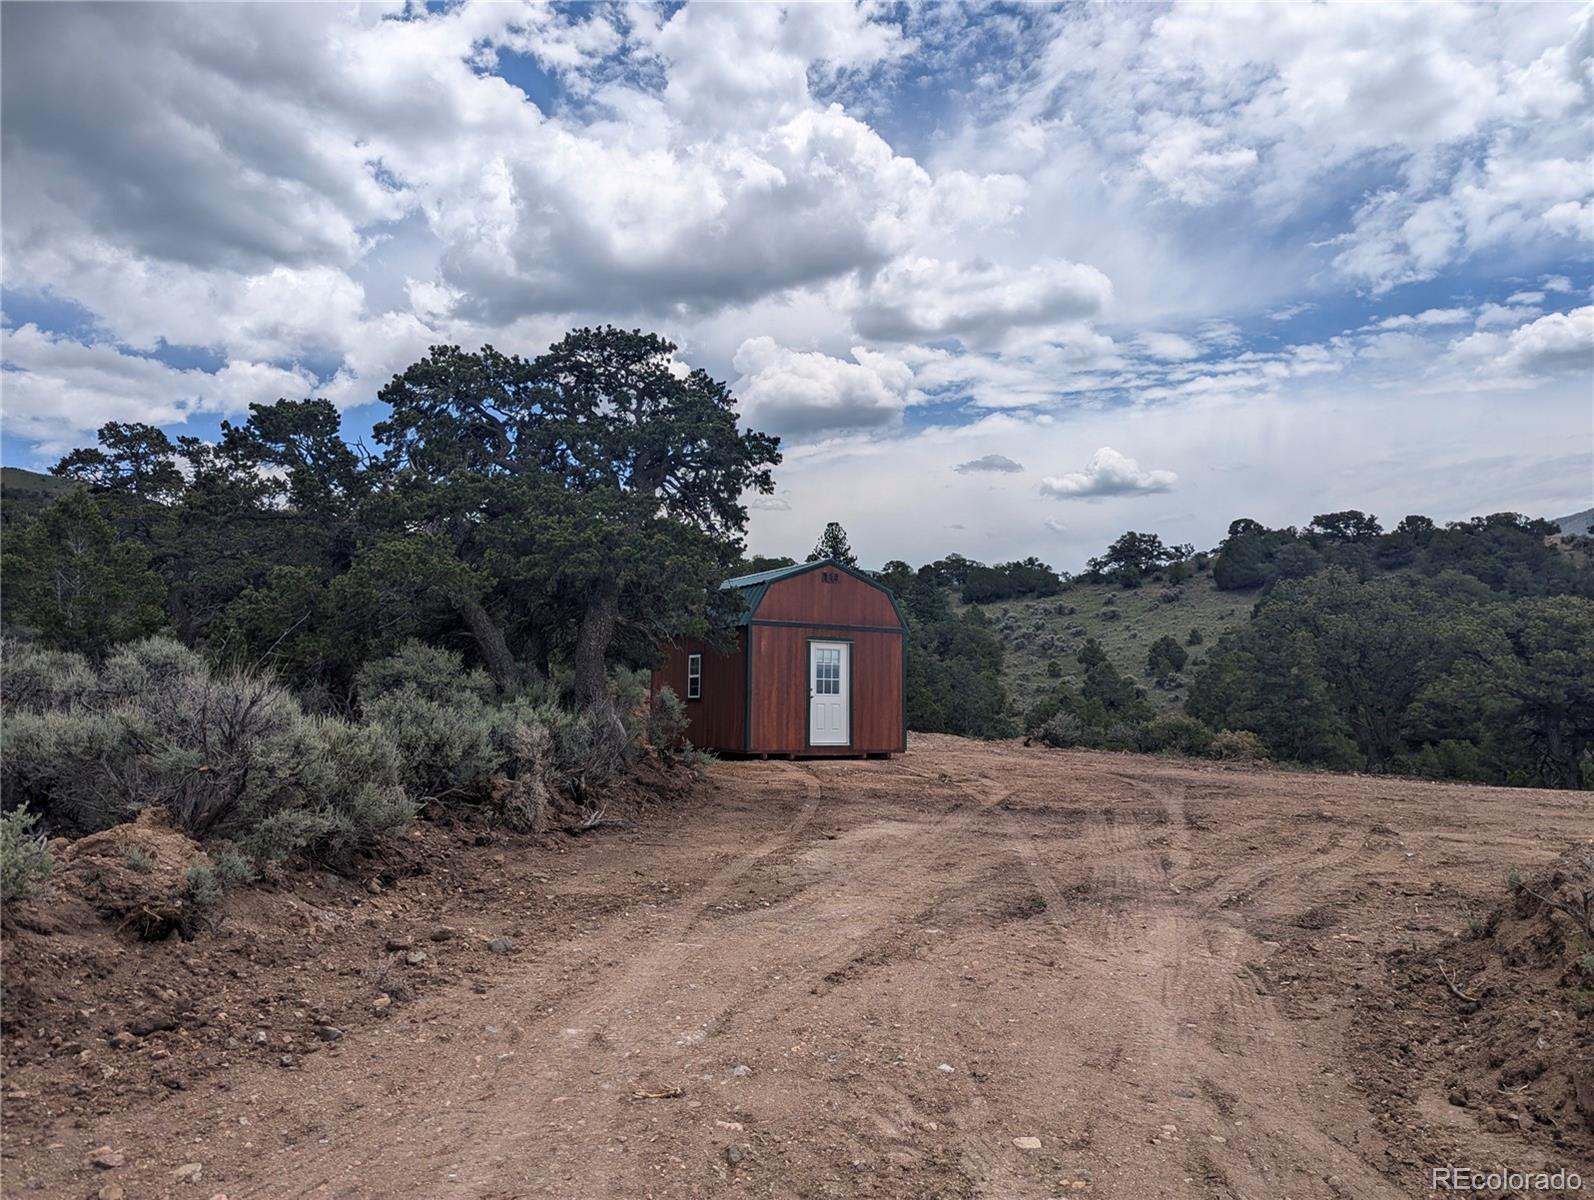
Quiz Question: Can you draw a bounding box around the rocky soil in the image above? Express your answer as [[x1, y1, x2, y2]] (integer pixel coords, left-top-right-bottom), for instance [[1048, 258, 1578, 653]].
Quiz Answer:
[[3, 736, 1590, 1199]]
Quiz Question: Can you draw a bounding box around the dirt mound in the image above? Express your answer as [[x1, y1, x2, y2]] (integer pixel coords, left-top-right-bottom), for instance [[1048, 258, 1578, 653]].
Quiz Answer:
[[1450, 849, 1594, 1136], [1376, 845, 1594, 1167], [53, 807, 206, 938]]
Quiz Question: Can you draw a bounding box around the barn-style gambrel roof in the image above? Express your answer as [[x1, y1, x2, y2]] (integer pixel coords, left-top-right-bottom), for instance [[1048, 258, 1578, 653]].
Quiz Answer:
[[720, 558, 906, 627]]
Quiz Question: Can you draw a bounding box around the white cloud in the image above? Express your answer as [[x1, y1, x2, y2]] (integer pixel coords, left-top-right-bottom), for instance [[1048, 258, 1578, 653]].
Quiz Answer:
[[0, 323, 319, 455], [1138, 116, 1258, 206], [732, 336, 920, 436], [1452, 306, 1594, 378], [0, 0, 1585, 565], [1137, 332, 1201, 361], [1372, 307, 1471, 330], [1268, 302, 1315, 321], [849, 257, 1112, 345], [1040, 447, 1177, 499], [953, 454, 1025, 474]]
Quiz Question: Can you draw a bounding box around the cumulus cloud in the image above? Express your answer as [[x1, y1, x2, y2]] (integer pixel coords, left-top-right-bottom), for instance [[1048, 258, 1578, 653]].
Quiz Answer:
[[953, 454, 1025, 474], [1138, 116, 1258, 205], [0, 323, 319, 455], [1136, 332, 1201, 361], [0, 0, 1585, 559], [1371, 307, 1471, 330], [732, 336, 919, 436], [850, 257, 1112, 344], [1040, 447, 1177, 500], [1452, 306, 1594, 378]]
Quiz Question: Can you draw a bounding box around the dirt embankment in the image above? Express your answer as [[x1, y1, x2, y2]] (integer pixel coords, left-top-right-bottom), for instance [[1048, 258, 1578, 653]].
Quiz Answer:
[[3, 736, 1590, 1199]]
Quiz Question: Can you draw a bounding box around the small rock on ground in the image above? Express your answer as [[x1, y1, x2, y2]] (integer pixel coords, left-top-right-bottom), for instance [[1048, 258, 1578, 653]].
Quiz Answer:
[[174, 1161, 204, 1182], [89, 1147, 125, 1170]]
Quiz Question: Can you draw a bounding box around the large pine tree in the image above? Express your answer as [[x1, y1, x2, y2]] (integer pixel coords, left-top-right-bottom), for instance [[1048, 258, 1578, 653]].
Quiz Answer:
[[806, 521, 857, 566]]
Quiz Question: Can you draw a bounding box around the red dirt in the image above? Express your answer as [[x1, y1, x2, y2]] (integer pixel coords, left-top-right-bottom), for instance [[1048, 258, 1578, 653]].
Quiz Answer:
[[3, 735, 1591, 1198]]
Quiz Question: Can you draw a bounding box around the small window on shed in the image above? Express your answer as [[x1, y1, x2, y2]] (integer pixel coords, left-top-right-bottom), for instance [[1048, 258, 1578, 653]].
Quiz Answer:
[[687, 653, 702, 700]]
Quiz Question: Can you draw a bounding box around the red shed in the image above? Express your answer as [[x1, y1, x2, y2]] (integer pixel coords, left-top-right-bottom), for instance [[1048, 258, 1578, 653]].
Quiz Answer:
[[650, 559, 907, 757]]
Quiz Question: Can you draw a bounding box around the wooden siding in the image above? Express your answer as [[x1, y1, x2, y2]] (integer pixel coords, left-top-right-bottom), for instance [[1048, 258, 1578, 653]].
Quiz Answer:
[[651, 634, 746, 753], [754, 568, 903, 628], [747, 624, 904, 754]]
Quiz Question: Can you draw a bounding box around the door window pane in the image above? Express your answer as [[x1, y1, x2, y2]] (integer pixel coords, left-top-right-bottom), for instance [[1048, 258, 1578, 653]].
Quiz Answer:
[[814, 647, 841, 694]]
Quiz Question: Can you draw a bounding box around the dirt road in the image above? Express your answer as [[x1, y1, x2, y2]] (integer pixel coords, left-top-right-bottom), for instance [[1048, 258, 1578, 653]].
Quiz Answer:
[[6, 735, 1591, 1198]]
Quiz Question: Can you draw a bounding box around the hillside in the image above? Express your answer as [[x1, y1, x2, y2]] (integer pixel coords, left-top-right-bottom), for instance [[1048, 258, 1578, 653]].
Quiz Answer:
[[970, 570, 1259, 720], [1, 466, 74, 528], [1552, 506, 1594, 536]]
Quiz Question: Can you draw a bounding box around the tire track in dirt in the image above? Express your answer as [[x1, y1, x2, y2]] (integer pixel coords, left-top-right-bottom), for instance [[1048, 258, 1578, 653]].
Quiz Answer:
[[244, 760, 1020, 1199], [998, 774, 1401, 1199], [38, 739, 1582, 1200], [231, 763, 830, 1200]]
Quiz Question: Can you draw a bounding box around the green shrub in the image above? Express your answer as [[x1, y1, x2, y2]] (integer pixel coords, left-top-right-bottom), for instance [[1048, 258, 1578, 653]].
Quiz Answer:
[[1211, 729, 1266, 761], [1186, 628, 1204, 646], [680, 746, 717, 779], [0, 809, 53, 903], [0, 640, 97, 711], [544, 701, 638, 803], [1034, 712, 1087, 748], [1146, 635, 1188, 677], [2, 707, 143, 831], [124, 846, 156, 873], [212, 846, 256, 889], [1138, 714, 1214, 756], [2, 636, 414, 864], [182, 854, 224, 912], [355, 640, 495, 708], [358, 641, 505, 799], [363, 687, 495, 799], [644, 686, 690, 761]]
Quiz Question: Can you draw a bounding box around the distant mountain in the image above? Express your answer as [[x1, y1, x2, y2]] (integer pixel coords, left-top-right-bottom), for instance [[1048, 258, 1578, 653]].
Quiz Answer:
[[1551, 507, 1594, 536], [1, 466, 75, 528]]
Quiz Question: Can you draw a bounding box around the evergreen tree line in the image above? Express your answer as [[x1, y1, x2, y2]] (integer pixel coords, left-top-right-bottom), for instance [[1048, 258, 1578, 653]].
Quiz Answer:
[[999, 511, 1594, 790], [1190, 511, 1594, 789], [4, 328, 780, 710], [0, 328, 775, 894]]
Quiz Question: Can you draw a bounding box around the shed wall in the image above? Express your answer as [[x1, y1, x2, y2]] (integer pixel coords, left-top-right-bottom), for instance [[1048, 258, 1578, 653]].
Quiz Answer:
[[748, 624, 904, 755], [652, 633, 746, 753]]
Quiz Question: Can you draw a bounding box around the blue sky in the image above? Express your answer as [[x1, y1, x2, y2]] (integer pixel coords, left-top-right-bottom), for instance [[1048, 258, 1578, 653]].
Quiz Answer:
[[2, 1, 1590, 569]]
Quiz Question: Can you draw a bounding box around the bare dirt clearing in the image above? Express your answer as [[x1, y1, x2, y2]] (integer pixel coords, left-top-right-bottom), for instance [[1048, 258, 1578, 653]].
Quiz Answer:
[[5, 735, 1591, 1199]]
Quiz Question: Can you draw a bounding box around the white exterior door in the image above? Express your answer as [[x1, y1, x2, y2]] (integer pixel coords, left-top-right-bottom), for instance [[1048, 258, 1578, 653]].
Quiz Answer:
[[808, 641, 850, 746]]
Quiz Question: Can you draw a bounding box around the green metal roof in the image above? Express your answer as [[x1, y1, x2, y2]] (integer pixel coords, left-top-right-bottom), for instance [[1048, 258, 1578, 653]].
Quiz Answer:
[[720, 560, 828, 590]]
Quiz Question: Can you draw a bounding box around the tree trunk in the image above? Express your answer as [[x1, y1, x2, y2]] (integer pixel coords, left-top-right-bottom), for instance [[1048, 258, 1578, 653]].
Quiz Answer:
[[572, 577, 621, 709], [457, 595, 521, 693]]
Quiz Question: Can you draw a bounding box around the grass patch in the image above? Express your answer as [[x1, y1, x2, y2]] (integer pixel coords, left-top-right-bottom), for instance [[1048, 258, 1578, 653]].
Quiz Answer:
[[968, 573, 1261, 719]]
